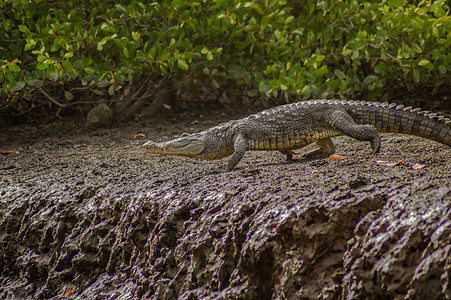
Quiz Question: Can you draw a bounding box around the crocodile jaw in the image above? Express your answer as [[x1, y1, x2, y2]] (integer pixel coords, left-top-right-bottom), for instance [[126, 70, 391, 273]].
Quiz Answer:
[[143, 134, 205, 158]]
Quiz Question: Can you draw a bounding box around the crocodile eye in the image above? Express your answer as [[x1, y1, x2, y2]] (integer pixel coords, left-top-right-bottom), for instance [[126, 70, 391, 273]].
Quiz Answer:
[[180, 133, 189, 138]]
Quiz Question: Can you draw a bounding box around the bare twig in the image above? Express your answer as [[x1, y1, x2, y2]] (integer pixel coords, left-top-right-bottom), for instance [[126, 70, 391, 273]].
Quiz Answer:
[[55, 107, 63, 119], [121, 77, 162, 119], [11, 103, 47, 117], [38, 88, 67, 107]]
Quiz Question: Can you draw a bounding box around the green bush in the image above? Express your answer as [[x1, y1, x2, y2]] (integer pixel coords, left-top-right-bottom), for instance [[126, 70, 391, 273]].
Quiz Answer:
[[0, 0, 450, 115]]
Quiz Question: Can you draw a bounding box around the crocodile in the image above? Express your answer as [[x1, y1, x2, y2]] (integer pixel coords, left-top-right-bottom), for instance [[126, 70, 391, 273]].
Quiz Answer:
[[144, 100, 451, 171]]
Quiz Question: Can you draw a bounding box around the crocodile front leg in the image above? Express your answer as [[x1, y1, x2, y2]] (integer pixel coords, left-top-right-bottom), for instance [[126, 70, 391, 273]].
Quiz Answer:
[[227, 134, 247, 171]]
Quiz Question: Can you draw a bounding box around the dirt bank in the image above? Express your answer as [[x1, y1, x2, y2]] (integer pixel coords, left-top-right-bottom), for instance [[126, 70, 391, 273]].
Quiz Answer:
[[1, 107, 450, 299]]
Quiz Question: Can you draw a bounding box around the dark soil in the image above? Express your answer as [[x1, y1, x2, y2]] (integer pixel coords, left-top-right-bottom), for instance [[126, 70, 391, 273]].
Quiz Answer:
[[1, 106, 450, 299]]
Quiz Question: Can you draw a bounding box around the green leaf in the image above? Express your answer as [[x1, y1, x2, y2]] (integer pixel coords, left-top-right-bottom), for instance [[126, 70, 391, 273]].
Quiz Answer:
[[3, 19, 12, 31], [64, 52, 73, 59], [51, 44, 60, 52], [258, 81, 268, 93], [37, 55, 47, 62], [251, 3, 265, 14], [108, 85, 115, 95], [412, 68, 420, 82], [64, 91, 74, 100], [11, 81, 25, 91], [62, 60, 73, 72], [115, 4, 127, 14], [28, 79, 43, 87], [97, 80, 110, 88], [228, 65, 244, 79], [48, 67, 59, 81], [301, 85, 311, 96], [367, 82, 377, 91], [123, 47, 130, 58], [25, 40, 36, 51], [410, 43, 422, 54], [334, 69, 346, 79], [363, 75, 378, 84], [132, 32, 141, 42], [410, 18, 424, 30], [388, 0, 405, 8], [417, 59, 433, 70], [374, 63, 387, 74], [92, 89, 104, 96], [160, 52, 170, 61], [247, 89, 258, 97], [135, 51, 147, 63], [342, 49, 352, 56], [37, 62, 49, 70], [315, 65, 328, 77], [159, 64, 168, 74], [433, 6, 446, 18], [8, 64, 21, 73], [285, 16, 294, 24], [432, 27, 439, 38], [19, 25, 30, 33], [97, 42, 106, 51], [84, 67, 95, 74], [306, 1, 315, 15], [177, 59, 189, 70]]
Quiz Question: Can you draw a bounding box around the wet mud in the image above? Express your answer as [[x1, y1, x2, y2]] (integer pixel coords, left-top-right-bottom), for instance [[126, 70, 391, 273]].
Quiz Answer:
[[1, 109, 450, 299]]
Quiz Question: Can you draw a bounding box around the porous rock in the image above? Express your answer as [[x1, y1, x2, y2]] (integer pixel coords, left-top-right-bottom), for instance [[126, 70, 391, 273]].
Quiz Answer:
[[85, 104, 114, 128]]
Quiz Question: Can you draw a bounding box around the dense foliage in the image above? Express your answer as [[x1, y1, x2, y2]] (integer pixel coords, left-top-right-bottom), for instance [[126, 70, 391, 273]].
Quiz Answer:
[[0, 0, 450, 116]]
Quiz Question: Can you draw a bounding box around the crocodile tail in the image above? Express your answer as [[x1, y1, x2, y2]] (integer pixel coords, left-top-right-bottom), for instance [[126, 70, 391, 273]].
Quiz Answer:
[[346, 101, 451, 146]]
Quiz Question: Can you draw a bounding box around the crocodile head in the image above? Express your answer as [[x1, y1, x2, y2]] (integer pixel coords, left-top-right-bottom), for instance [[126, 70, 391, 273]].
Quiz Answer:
[[144, 132, 204, 157], [144, 129, 233, 160]]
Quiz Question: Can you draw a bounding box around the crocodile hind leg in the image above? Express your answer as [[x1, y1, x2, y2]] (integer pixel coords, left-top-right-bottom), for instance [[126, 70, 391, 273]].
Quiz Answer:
[[327, 110, 381, 154], [301, 137, 336, 158], [281, 150, 296, 161]]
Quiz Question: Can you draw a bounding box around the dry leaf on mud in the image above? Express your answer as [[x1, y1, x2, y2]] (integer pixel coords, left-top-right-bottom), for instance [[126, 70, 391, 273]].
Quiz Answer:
[[134, 133, 145, 138], [1, 151, 19, 155], [329, 154, 348, 160], [280, 151, 302, 156], [63, 289, 73, 297], [376, 160, 404, 167], [411, 163, 426, 170]]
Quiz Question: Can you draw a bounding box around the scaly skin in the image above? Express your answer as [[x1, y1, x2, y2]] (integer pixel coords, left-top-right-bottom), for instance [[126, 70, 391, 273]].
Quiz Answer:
[[144, 100, 451, 171]]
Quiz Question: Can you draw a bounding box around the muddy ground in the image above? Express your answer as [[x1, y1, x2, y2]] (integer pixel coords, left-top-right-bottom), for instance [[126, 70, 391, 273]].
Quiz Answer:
[[1, 105, 450, 299]]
